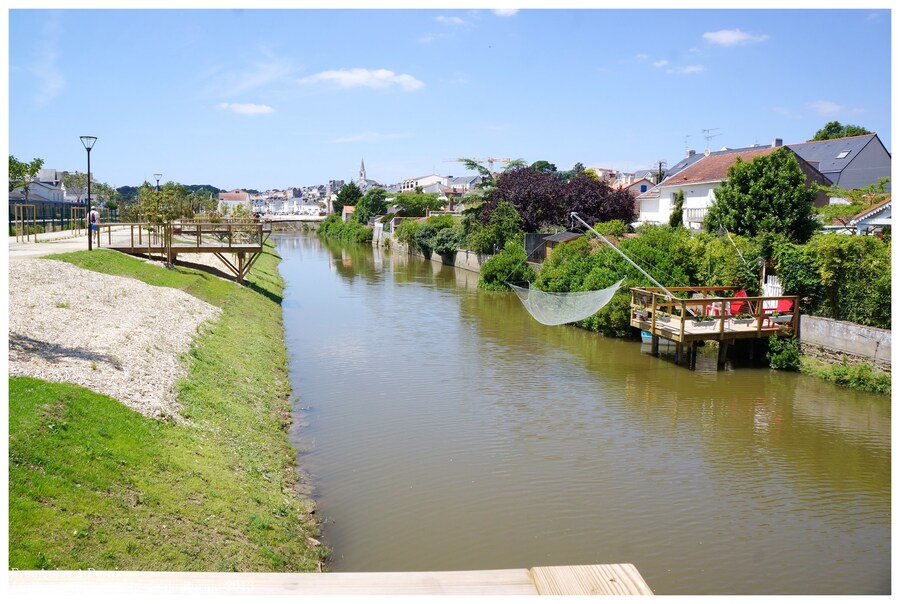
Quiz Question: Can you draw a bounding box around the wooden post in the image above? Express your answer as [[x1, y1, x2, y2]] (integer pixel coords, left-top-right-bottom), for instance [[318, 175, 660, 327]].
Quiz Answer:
[[717, 340, 730, 370], [651, 335, 659, 357]]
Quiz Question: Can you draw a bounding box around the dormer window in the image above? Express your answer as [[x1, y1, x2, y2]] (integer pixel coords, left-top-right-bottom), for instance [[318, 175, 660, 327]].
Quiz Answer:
[[836, 150, 850, 159]]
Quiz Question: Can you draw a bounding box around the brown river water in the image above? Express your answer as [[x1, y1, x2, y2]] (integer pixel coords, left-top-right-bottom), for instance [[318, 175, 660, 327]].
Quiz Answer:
[[276, 233, 890, 595]]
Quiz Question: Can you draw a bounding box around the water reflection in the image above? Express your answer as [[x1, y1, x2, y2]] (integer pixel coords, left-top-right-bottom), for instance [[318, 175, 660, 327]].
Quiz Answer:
[[275, 233, 890, 595]]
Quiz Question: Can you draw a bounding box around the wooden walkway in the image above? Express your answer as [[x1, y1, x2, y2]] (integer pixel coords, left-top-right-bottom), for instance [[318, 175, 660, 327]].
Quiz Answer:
[[9, 564, 653, 595], [95, 221, 270, 283]]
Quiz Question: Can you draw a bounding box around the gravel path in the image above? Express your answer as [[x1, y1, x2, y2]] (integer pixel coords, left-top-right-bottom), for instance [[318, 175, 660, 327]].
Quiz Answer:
[[8, 258, 222, 421]]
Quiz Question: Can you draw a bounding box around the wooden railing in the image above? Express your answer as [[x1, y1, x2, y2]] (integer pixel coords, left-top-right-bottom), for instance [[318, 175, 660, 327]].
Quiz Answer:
[[630, 286, 800, 340]]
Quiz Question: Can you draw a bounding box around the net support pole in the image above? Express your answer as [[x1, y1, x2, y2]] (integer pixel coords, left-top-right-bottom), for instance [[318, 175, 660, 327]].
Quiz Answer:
[[570, 212, 678, 300]]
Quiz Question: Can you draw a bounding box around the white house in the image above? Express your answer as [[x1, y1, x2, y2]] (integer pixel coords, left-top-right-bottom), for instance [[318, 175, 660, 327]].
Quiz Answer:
[[218, 189, 252, 214], [848, 197, 891, 235], [639, 146, 830, 229], [400, 174, 446, 192]]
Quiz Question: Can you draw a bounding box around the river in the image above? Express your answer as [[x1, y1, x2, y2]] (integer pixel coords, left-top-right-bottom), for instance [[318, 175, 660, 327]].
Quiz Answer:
[[276, 233, 890, 595]]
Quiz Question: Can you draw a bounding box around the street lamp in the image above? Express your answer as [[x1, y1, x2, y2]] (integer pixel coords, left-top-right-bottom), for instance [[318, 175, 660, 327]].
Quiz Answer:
[[154, 173, 162, 192], [80, 136, 97, 250]]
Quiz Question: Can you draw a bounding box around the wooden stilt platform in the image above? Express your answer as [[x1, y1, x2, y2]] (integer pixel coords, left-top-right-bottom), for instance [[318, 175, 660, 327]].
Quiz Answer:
[[10, 564, 653, 595], [632, 286, 799, 370], [94, 221, 270, 284]]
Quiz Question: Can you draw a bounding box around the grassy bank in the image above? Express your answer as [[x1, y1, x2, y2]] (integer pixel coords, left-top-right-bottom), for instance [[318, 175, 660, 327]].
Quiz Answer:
[[9, 244, 326, 571]]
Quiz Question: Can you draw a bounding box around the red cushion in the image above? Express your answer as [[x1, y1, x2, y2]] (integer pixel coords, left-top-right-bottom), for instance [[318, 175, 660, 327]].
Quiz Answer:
[[729, 289, 748, 315], [775, 298, 793, 313]]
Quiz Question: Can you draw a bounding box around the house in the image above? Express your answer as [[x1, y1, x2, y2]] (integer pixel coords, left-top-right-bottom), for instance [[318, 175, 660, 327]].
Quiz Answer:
[[341, 205, 355, 222], [667, 134, 891, 194], [786, 134, 891, 192], [400, 174, 446, 192], [218, 189, 251, 214], [848, 196, 891, 235], [616, 177, 655, 197], [9, 168, 67, 203], [639, 146, 830, 229]]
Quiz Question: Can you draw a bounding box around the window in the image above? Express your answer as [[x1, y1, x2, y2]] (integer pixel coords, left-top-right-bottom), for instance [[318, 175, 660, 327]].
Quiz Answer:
[[836, 150, 850, 159], [640, 184, 647, 192]]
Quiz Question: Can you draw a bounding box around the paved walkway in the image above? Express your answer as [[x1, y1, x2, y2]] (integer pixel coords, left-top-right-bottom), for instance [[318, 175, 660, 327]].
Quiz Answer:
[[9, 229, 98, 260]]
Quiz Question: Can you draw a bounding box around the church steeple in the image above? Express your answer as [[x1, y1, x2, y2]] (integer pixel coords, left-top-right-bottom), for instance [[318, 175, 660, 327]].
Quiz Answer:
[[358, 159, 366, 188]]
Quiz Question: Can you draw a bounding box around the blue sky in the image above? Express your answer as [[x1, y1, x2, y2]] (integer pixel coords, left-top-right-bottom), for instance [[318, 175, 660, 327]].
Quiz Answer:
[[7, 6, 893, 192]]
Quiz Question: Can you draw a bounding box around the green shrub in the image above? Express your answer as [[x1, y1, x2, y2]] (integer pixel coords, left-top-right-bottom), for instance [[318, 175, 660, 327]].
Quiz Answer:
[[593, 219, 628, 237], [393, 218, 423, 247], [317, 213, 372, 243], [801, 357, 891, 395], [478, 239, 536, 290], [766, 335, 801, 370], [467, 201, 523, 254]]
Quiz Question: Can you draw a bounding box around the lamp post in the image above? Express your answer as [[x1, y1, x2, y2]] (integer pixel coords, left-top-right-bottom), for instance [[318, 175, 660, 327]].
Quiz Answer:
[[80, 136, 97, 250], [154, 173, 162, 192]]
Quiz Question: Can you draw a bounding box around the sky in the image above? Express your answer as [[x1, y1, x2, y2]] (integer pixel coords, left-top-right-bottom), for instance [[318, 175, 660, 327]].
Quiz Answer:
[[6, 3, 894, 192]]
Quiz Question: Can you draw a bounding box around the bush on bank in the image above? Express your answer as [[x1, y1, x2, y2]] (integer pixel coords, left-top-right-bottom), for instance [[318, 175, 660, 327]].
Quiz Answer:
[[9, 245, 327, 571], [317, 213, 372, 243]]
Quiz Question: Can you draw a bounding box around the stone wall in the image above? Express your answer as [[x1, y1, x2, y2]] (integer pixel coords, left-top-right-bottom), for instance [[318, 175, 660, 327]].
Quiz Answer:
[[800, 315, 891, 372], [382, 236, 486, 274]]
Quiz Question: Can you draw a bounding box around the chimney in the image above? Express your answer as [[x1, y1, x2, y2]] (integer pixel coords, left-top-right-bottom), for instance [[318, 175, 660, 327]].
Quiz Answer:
[[772, 137, 783, 148], [687, 149, 696, 157]]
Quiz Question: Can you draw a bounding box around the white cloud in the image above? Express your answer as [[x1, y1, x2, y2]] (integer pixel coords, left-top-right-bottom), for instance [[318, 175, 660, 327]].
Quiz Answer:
[[298, 68, 424, 91], [493, 9, 519, 17], [331, 132, 410, 144], [667, 64, 705, 74], [808, 100, 845, 116], [635, 53, 649, 60], [217, 102, 275, 115], [653, 59, 669, 68], [436, 15, 466, 26], [702, 29, 769, 46]]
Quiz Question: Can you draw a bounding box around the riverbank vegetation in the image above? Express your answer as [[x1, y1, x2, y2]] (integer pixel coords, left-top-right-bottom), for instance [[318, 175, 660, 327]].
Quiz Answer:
[[9, 244, 326, 570], [461, 160, 890, 392]]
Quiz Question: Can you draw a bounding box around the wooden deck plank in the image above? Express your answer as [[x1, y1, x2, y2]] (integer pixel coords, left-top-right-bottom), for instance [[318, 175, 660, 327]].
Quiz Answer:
[[530, 564, 654, 595], [9, 564, 652, 595]]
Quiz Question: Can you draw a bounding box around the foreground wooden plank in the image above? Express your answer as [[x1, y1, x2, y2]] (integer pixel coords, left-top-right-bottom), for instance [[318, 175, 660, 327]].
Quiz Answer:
[[10, 564, 652, 595], [8, 569, 538, 596], [531, 564, 654, 595]]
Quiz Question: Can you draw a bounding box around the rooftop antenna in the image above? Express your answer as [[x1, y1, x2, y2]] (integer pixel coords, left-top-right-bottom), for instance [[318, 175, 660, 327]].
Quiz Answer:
[[702, 128, 722, 153], [684, 134, 691, 155]]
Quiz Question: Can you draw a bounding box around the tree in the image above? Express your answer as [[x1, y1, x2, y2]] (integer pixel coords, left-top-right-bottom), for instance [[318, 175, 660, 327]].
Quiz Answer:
[[530, 160, 557, 174], [466, 200, 524, 254], [9, 156, 44, 203], [704, 148, 819, 243], [563, 174, 636, 226], [393, 191, 442, 217], [810, 121, 873, 141], [669, 190, 685, 228], [814, 177, 891, 226], [333, 182, 362, 215], [487, 167, 563, 231], [353, 187, 388, 224], [63, 171, 88, 203]]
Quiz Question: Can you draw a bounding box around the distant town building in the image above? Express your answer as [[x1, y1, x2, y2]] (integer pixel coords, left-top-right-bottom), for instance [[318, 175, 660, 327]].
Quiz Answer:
[[218, 189, 251, 214]]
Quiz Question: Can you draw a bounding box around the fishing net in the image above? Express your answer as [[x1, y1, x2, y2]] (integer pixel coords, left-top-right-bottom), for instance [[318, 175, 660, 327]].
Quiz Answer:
[[508, 279, 624, 326]]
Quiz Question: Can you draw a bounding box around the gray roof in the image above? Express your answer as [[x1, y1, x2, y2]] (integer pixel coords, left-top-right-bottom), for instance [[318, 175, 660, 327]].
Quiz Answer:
[[543, 231, 582, 243], [786, 134, 882, 178]]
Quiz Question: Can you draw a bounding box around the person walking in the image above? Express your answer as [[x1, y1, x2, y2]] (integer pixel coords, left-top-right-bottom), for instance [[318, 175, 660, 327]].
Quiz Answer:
[[88, 206, 100, 247]]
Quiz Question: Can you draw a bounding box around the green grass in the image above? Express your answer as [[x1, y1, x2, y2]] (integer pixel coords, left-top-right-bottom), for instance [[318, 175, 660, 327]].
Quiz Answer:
[[800, 356, 892, 396], [9, 244, 326, 571]]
